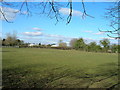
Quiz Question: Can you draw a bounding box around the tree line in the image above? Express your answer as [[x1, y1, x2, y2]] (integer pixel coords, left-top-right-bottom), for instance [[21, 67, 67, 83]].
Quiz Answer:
[[69, 38, 119, 53], [1, 32, 119, 53]]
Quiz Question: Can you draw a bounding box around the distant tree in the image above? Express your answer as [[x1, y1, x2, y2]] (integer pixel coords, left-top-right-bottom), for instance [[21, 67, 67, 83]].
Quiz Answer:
[[59, 42, 67, 48], [85, 43, 102, 52], [2, 39, 5, 46], [118, 45, 120, 53], [59, 40, 67, 47], [47, 44, 52, 47], [2, 32, 24, 46], [0, 37, 2, 46], [100, 39, 110, 52], [69, 38, 77, 48], [51, 43, 56, 45], [4, 32, 17, 46], [59, 40, 63, 43], [39, 43, 41, 46], [110, 44, 118, 53], [85, 44, 91, 52], [96, 45, 102, 52], [16, 39, 24, 45], [89, 42, 97, 52], [74, 38, 86, 50]]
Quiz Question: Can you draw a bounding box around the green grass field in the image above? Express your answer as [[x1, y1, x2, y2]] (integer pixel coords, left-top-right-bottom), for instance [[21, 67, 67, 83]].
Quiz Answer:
[[2, 48, 119, 88]]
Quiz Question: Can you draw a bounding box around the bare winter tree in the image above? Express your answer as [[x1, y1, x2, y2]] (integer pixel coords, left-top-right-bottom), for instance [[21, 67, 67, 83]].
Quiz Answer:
[[99, 1, 120, 39], [0, 0, 92, 24]]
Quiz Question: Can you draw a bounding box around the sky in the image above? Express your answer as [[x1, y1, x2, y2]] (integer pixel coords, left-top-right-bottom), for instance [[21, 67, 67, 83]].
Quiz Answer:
[[1, 2, 118, 45]]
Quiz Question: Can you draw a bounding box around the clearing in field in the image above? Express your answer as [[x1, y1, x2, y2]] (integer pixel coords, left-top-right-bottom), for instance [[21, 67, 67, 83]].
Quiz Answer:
[[2, 48, 118, 88]]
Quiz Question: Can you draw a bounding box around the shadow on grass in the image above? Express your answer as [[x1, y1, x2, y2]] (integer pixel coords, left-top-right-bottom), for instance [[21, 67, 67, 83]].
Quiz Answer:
[[86, 62, 119, 88], [1, 51, 16, 52], [2, 62, 119, 88], [2, 65, 72, 88]]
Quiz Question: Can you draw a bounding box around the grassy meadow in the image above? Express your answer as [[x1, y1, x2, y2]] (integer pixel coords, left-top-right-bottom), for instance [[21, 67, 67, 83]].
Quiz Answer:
[[2, 48, 119, 88]]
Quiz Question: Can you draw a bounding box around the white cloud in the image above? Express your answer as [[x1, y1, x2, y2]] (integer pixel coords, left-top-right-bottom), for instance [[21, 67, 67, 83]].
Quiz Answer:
[[59, 8, 83, 16], [45, 34, 63, 38], [84, 31, 93, 33], [93, 32, 105, 35], [84, 38, 95, 41], [0, 6, 28, 21], [100, 37, 115, 40], [45, 34, 73, 41], [19, 36, 41, 39], [83, 38, 98, 44], [32, 27, 42, 31], [20, 11, 28, 15], [22, 32, 42, 36], [0, 6, 19, 21]]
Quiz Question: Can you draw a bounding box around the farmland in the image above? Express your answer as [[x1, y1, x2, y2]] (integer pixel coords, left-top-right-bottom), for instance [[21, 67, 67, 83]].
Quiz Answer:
[[2, 48, 119, 89]]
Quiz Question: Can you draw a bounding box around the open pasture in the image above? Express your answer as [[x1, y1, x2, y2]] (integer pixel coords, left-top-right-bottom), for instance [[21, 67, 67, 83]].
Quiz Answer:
[[2, 48, 118, 88]]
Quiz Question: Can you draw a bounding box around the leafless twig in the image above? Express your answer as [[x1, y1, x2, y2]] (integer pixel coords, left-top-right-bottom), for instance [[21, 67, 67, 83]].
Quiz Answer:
[[82, 0, 94, 19], [0, 7, 13, 23], [66, 0, 72, 24]]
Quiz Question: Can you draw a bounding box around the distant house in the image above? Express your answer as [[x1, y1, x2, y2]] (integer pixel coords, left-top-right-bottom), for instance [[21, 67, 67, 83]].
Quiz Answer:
[[107, 50, 112, 53], [28, 43, 37, 47], [51, 44, 58, 47]]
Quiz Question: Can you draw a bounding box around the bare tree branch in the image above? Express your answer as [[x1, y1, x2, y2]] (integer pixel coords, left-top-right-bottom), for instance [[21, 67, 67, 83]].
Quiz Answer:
[[19, 1, 25, 12], [99, 2, 120, 39], [49, 0, 60, 24], [0, 0, 93, 25], [66, 0, 72, 24], [0, 7, 13, 23], [82, 0, 94, 19], [107, 34, 119, 39]]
